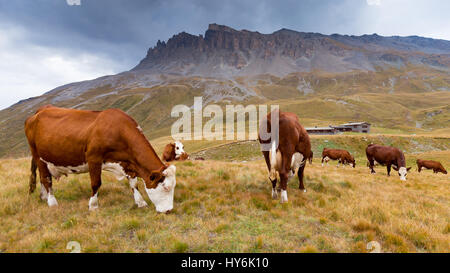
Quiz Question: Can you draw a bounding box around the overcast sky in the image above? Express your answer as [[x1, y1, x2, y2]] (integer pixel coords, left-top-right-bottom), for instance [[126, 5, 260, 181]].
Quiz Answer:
[[0, 0, 449, 109]]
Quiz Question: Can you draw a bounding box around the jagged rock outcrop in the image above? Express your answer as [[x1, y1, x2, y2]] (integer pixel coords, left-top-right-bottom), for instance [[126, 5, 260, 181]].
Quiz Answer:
[[133, 23, 450, 77]]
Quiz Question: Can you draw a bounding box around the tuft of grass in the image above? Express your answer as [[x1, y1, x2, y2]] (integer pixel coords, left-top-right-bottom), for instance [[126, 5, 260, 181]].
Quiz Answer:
[[172, 240, 189, 253], [122, 218, 141, 231], [61, 217, 78, 229], [217, 169, 231, 181], [299, 245, 319, 253]]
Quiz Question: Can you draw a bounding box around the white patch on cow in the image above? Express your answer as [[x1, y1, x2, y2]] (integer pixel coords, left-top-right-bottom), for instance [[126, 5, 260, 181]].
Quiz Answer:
[[174, 141, 185, 158], [280, 190, 288, 203], [102, 162, 128, 181], [89, 193, 99, 211], [268, 141, 278, 181], [129, 177, 148, 207], [271, 188, 278, 199], [40, 185, 48, 201], [40, 158, 89, 179], [39, 158, 129, 181], [322, 156, 330, 166], [137, 125, 143, 133], [399, 167, 408, 181], [291, 152, 304, 170], [47, 193, 58, 207], [145, 165, 176, 213], [288, 152, 304, 178]]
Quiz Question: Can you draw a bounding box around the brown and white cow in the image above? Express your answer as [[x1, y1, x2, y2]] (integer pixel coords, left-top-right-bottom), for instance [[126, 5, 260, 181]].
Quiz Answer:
[[162, 141, 188, 162], [25, 105, 176, 213], [417, 159, 447, 174], [321, 148, 355, 168], [258, 110, 312, 203], [366, 144, 411, 181]]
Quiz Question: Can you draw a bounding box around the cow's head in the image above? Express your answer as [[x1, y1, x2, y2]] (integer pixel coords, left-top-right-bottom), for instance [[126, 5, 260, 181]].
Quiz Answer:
[[145, 165, 176, 213], [174, 141, 185, 159], [393, 166, 411, 181]]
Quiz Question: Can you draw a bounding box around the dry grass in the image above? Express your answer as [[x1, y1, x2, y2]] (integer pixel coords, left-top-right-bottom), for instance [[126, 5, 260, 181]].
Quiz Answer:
[[0, 149, 448, 253]]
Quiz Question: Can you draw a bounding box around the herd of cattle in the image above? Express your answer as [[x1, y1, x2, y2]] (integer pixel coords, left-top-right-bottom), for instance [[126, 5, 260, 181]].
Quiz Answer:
[[24, 106, 447, 212]]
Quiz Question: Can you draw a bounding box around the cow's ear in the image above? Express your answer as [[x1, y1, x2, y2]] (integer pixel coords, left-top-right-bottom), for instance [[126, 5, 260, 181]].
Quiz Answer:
[[392, 166, 399, 171], [407, 167, 412, 172]]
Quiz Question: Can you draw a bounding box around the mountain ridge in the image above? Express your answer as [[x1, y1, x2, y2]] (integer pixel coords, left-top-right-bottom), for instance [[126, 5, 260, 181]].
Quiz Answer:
[[133, 23, 450, 77]]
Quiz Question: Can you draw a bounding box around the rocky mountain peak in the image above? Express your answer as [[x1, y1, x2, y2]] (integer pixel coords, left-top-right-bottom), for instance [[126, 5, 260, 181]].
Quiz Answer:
[[133, 23, 450, 77]]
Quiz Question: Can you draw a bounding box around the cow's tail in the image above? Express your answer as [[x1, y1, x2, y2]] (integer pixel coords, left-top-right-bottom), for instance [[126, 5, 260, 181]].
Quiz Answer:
[[29, 157, 37, 194], [268, 140, 277, 181]]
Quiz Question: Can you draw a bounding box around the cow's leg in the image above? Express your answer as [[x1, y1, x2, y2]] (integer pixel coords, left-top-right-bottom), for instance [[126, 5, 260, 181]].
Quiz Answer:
[[263, 150, 279, 199], [297, 162, 307, 193], [387, 164, 391, 176], [321, 156, 325, 167], [368, 158, 376, 174], [417, 164, 421, 173], [129, 177, 148, 207], [36, 160, 58, 207], [270, 178, 278, 199], [279, 152, 293, 203], [279, 172, 289, 203], [88, 162, 102, 211]]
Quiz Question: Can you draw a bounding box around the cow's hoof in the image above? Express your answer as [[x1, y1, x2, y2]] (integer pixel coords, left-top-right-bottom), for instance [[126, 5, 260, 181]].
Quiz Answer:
[[301, 189, 307, 193], [280, 190, 288, 203], [47, 194, 58, 207], [271, 188, 278, 199], [88, 194, 99, 211]]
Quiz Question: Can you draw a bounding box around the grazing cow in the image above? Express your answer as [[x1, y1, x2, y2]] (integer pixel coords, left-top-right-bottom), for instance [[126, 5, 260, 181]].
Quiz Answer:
[[366, 144, 411, 181], [417, 159, 447, 174], [321, 148, 355, 168], [25, 105, 176, 213], [258, 110, 312, 203], [162, 141, 188, 162]]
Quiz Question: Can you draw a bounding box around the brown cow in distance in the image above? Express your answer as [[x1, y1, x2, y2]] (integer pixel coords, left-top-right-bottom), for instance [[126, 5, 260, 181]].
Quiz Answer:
[[162, 141, 188, 162], [25, 105, 176, 213], [258, 110, 312, 203], [417, 159, 447, 174], [366, 144, 411, 181], [321, 148, 355, 168]]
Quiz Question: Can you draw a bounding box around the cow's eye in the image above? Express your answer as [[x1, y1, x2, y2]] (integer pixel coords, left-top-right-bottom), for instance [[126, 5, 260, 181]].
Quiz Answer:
[[176, 147, 179, 149]]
